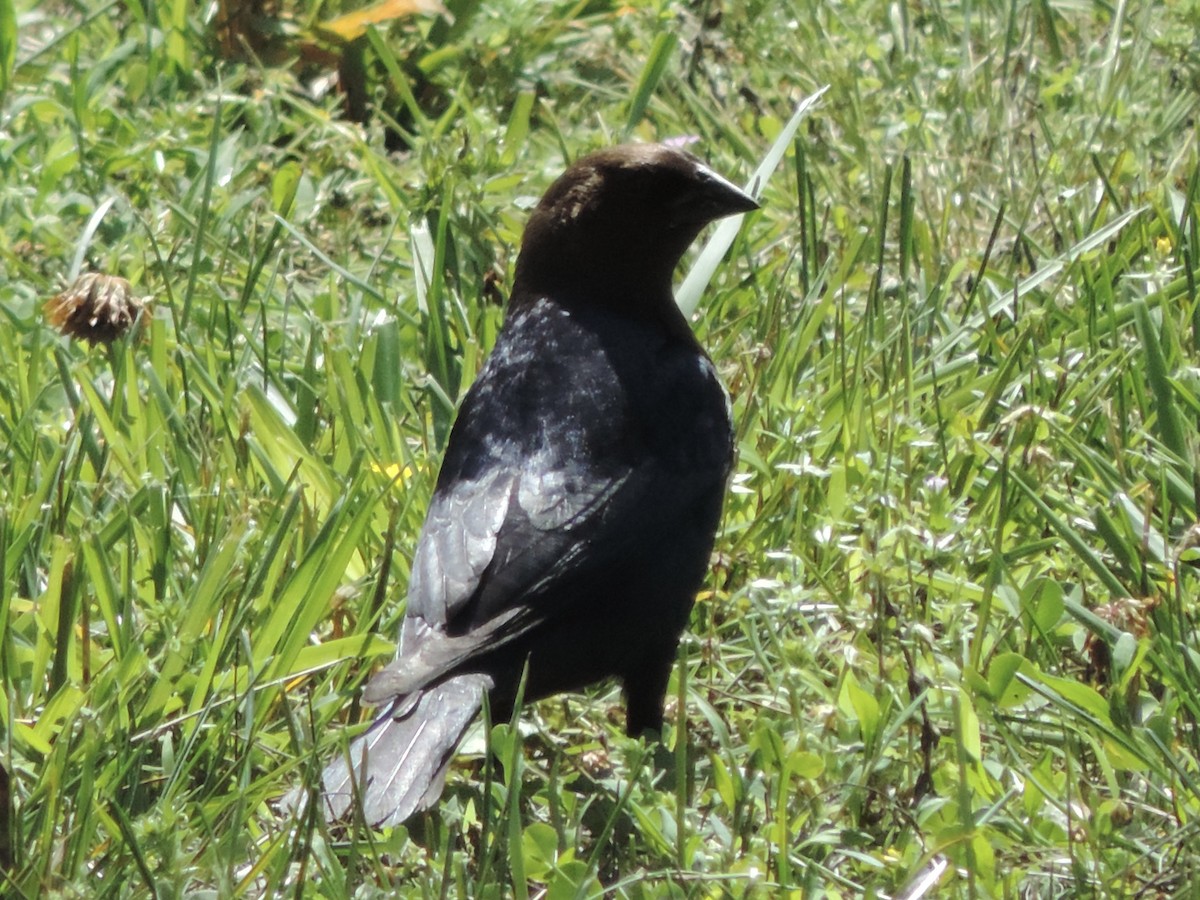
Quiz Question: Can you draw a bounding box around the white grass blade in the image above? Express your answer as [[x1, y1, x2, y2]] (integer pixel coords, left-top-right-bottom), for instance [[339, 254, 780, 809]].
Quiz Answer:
[[68, 196, 117, 282], [410, 218, 436, 315], [675, 85, 829, 317]]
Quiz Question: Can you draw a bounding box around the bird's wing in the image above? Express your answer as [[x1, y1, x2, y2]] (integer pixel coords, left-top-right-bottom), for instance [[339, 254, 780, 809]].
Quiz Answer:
[[451, 458, 640, 624], [362, 446, 723, 703], [362, 306, 731, 704], [361, 457, 627, 700]]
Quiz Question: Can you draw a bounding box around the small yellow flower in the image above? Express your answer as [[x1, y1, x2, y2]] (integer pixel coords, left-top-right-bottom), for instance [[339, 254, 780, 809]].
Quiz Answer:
[[371, 461, 415, 483], [1155, 236, 1173, 256]]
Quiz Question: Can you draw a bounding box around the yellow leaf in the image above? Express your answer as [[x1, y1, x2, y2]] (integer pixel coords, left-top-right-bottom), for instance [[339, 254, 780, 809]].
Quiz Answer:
[[318, 0, 448, 43]]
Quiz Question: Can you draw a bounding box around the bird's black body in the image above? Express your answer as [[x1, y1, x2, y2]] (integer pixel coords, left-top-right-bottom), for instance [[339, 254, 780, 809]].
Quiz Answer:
[[316, 144, 756, 826], [396, 298, 734, 723]]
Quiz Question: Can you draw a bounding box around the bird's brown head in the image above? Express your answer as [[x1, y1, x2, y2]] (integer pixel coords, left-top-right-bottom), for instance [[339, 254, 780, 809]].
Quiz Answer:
[[511, 143, 758, 319]]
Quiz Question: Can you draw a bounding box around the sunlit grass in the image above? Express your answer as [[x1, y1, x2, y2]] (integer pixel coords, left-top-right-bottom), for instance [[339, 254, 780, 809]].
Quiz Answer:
[[1, 0, 1199, 896]]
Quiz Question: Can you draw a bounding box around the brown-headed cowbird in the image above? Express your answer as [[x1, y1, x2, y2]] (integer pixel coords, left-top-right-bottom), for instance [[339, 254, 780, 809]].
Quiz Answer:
[[317, 143, 757, 826]]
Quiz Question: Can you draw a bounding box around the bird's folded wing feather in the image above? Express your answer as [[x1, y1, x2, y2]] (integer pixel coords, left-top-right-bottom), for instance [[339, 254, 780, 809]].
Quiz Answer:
[[362, 449, 720, 703]]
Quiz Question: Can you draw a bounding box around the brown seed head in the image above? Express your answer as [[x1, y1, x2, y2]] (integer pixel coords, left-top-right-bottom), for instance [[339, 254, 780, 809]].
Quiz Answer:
[[45, 273, 148, 345]]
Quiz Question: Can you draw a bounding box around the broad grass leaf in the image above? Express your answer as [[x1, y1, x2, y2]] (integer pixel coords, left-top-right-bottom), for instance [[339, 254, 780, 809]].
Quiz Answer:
[[624, 32, 677, 135], [957, 688, 981, 762], [520, 822, 557, 880], [546, 860, 602, 900], [1029, 672, 1111, 724], [839, 672, 880, 746], [271, 160, 301, 216], [0, 0, 14, 100], [978, 652, 1032, 708], [1022, 577, 1065, 634], [710, 752, 738, 809]]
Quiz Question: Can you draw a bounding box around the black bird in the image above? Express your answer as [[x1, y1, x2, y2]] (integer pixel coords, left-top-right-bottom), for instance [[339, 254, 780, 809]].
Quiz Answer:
[[317, 143, 758, 826]]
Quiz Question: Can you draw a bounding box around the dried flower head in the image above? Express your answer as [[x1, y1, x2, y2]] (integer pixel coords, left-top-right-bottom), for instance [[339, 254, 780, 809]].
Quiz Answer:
[[45, 273, 147, 345]]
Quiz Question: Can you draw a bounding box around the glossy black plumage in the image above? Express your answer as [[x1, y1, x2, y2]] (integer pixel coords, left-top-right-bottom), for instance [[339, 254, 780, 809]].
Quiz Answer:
[[318, 143, 757, 826]]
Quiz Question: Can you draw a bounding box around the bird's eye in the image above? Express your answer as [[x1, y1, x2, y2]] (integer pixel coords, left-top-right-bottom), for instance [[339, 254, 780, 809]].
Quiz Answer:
[[628, 170, 690, 211]]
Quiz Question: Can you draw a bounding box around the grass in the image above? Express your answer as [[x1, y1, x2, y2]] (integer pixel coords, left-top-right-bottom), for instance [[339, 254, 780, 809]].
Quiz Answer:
[[1, 0, 1199, 896]]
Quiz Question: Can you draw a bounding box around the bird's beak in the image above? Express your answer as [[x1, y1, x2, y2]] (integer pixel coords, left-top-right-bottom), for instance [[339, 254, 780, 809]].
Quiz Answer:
[[684, 164, 760, 224]]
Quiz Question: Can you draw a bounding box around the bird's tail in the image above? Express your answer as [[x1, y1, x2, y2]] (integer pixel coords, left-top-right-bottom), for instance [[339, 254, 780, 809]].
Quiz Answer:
[[315, 673, 487, 827]]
